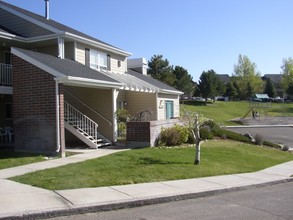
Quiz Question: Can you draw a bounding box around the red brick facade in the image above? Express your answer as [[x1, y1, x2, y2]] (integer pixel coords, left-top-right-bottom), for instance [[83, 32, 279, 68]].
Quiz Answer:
[[12, 55, 65, 155], [126, 122, 150, 142]]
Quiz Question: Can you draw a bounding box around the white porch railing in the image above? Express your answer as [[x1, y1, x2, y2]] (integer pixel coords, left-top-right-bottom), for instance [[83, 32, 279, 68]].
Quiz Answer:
[[64, 101, 99, 142], [0, 64, 13, 86]]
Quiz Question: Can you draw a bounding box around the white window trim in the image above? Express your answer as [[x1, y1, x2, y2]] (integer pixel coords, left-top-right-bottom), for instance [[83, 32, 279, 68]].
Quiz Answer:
[[90, 49, 107, 71]]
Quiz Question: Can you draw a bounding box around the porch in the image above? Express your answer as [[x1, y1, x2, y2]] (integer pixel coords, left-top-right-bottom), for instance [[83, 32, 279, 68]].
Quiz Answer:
[[0, 63, 13, 94], [0, 64, 13, 146]]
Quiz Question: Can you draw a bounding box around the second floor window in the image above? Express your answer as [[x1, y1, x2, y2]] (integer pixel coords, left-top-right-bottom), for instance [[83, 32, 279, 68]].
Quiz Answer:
[[90, 50, 107, 71]]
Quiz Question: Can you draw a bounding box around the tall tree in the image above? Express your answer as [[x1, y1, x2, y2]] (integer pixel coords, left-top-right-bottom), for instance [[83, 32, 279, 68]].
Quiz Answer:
[[173, 66, 195, 96], [225, 82, 238, 100], [197, 69, 224, 99], [147, 55, 176, 87], [281, 57, 293, 96], [263, 78, 276, 98], [232, 54, 263, 99]]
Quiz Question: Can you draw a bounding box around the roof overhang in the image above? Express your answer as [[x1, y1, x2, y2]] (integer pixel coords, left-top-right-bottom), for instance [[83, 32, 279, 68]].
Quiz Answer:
[[11, 47, 124, 89], [55, 76, 123, 89]]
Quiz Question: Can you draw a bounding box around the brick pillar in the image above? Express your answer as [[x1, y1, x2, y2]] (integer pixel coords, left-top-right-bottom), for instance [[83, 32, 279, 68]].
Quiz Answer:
[[58, 83, 66, 157]]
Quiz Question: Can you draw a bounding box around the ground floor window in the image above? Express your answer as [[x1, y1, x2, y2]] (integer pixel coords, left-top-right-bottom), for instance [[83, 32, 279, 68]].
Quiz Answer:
[[165, 100, 174, 119], [5, 103, 12, 119]]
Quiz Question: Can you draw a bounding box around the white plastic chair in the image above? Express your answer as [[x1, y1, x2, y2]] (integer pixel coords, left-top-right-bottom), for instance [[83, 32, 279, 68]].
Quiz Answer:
[[4, 127, 14, 143], [0, 127, 7, 143]]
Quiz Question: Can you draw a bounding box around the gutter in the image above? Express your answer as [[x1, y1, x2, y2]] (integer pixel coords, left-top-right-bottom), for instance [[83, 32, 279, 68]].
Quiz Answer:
[[55, 80, 61, 153]]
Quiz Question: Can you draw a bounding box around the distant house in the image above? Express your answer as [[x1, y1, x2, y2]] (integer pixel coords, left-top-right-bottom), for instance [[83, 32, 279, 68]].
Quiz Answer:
[[262, 74, 285, 98], [217, 74, 230, 85], [0, 1, 182, 156]]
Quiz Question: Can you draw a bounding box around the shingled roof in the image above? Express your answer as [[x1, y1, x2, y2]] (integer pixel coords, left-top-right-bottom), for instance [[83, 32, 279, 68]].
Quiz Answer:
[[11, 48, 182, 94], [0, 1, 130, 56]]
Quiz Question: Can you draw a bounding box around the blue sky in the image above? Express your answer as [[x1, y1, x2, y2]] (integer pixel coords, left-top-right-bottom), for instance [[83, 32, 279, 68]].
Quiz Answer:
[[4, 0, 293, 82]]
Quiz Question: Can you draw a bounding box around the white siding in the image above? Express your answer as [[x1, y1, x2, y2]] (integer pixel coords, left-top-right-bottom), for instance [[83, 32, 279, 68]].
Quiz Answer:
[[125, 91, 157, 120], [64, 86, 114, 141], [75, 42, 127, 74], [157, 93, 180, 120]]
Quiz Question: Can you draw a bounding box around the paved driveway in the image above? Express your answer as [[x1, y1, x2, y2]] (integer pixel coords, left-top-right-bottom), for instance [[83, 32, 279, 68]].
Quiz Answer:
[[227, 126, 293, 148]]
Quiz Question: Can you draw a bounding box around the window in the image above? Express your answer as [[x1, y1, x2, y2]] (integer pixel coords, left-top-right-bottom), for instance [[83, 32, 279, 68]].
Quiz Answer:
[[90, 49, 107, 70], [165, 101, 174, 119], [5, 103, 12, 119]]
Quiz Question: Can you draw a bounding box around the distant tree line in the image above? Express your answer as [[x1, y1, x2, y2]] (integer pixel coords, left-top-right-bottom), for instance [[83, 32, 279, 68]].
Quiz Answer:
[[147, 54, 293, 100]]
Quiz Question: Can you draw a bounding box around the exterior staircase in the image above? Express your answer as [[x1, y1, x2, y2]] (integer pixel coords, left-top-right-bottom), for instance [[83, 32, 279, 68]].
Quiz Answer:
[[64, 101, 111, 148]]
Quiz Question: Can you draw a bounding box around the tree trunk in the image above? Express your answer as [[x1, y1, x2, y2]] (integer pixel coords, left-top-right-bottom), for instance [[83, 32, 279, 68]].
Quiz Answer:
[[193, 114, 201, 165]]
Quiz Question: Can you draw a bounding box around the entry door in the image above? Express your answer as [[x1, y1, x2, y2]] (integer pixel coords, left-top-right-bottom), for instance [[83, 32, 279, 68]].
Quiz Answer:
[[165, 101, 174, 119]]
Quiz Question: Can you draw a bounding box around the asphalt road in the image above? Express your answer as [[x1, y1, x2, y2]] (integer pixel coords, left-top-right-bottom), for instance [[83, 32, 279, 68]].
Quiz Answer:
[[53, 182, 293, 220], [227, 126, 293, 148]]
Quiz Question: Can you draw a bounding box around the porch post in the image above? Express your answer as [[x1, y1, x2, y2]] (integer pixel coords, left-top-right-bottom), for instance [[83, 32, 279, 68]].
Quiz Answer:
[[112, 88, 118, 142], [58, 36, 65, 59]]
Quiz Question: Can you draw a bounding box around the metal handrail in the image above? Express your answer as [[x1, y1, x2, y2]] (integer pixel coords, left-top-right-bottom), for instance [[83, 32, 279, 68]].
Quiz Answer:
[[64, 89, 112, 126], [0, 64, 13, 86], [64, 101, 99, 140]]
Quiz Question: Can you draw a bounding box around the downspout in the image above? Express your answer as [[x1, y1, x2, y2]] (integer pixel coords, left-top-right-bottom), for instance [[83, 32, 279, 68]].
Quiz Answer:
[[112, 88, 118, 142], [55, 80, 61, 153], [156, 92, 159, 120]]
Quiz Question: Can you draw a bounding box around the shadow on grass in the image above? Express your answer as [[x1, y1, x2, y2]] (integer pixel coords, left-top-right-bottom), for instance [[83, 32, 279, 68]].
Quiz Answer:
[[138, 157, 189, 165], [0, 146, 41, 159]]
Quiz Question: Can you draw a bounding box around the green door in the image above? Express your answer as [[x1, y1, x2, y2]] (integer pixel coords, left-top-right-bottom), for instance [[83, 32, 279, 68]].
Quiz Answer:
[[165, 101, 174, 119]]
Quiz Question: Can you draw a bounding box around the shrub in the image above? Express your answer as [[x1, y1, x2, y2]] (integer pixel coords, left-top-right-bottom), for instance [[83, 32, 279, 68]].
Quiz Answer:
[[263, 140, 282, 149], [254, 134, 264, 145], [174, 124, 189, 144], [201, 120, 220, 132], [159, 127, 181, 146], [200, 127, 214, 140], [213, 129, 251, 143]]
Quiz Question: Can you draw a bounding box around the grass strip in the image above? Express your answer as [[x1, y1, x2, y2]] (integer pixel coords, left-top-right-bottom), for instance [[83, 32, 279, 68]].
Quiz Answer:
[[10, 140, 293, 190]]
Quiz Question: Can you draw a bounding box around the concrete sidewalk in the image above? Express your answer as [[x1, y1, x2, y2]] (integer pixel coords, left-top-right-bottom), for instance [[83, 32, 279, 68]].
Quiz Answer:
[[0, 149, 292, 219]]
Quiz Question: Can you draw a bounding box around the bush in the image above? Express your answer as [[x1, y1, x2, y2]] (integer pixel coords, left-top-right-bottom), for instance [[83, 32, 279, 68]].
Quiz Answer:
[[174, 124, 189, 144], [159, 127, 181, 146], [200, 127, 214, 140], [213, 129, 251, 143], [201, 120, 220, 132], [263, 140, 282, 149], [254, 134, 264, 145]]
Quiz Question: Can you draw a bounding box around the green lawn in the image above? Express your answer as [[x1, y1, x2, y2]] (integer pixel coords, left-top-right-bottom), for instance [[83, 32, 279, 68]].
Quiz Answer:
[[182, 101, 293, 125], [0, 148, 46, 170], [10, 140, 293, 190]]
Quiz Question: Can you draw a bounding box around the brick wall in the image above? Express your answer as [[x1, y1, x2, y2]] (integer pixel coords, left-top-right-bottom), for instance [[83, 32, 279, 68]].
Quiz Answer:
[[127, 122, 150, 142], [12, 55, 64, 155], [126, 119, 179, 147]]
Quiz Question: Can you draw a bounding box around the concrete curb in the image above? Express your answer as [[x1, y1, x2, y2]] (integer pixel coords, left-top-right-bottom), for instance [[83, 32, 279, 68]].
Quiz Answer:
[[3, 178, 293, 220], [224, 124, 293, 128]]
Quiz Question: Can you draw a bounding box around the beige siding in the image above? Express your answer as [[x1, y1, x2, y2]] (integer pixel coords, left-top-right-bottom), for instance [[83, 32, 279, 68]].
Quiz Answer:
[[110, 54, 127, 74], [75, 43, 86, 65], [36, 45, 58, 57], [64, 86, 114, 141], [125, 91, 157, 120], [75, 42, 127, 74], [157, 93, 180, 120]]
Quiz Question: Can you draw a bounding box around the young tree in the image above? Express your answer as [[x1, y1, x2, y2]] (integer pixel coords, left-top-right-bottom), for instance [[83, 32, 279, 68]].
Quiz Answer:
[[147, 55, 176, 87], [232, 54, 263, 99], [197, 69, 224, 99], [180, 107, 201, 165], [281, 57, 293, 96], [173, 66, 195, 96], [263, 78, 276, 98]]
